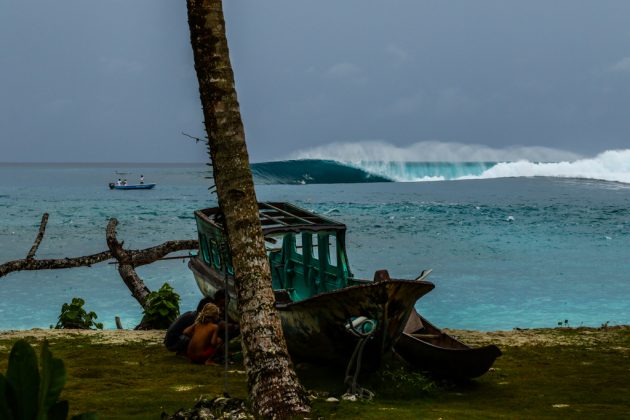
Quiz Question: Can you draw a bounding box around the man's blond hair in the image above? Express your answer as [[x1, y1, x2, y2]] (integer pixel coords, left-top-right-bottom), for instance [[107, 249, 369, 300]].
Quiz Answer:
[[195, 303, 220, 324]]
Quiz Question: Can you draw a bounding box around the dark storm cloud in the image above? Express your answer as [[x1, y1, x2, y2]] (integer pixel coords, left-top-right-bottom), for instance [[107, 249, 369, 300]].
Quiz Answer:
[[2, 1, 630, 162]]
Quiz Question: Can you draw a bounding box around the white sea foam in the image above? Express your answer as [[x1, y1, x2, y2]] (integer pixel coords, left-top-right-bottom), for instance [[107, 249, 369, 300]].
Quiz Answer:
[[465, 149, 630, 184], [289, 140, 583, 163], [290, 141, 630, 184]]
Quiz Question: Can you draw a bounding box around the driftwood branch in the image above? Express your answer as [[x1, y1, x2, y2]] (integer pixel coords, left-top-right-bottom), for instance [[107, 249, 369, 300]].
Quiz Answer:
[[105, 218, 198, 326], [106, 218, 199, 309], [106, 218, 153, 308], [26, 213, 49, 260], [1, 213, 199, 329], [1, 216, 199, 292], [131, 239, 199, 267], [0, 251, 113, 278]]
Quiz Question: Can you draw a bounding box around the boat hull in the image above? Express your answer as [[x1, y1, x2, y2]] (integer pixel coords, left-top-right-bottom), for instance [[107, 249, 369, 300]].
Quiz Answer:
[[394, 309, 502, 379], [108, 183, 156, 190], [189, 256, 434, 370]]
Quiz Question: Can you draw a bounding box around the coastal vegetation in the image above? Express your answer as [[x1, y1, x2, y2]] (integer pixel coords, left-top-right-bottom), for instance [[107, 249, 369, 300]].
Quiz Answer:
[[0, 326, 628, 419], [0, 340, 95, 419], [136, 284, 181, 330], [0, 214, 196, 331], [54, 298, 103, 331]]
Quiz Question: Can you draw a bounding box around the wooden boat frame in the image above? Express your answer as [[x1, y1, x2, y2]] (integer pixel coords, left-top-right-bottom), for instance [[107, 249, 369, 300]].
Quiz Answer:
[[189, 202, 434, 370], [189, 202, 500, 376]]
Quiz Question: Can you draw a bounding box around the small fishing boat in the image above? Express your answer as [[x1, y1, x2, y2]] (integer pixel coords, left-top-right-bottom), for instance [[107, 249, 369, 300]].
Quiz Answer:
[[189, 202, 435, 371], [108, 183, 156, 190], [395, 309, 502, 379]]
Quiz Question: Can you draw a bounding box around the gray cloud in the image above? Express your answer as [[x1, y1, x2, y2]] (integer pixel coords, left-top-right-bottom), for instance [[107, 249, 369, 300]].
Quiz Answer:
[[611, 57, 630, 72], [2, 0, 630, 163], [99, 57, 144, 75], [385, 44, 411, 63], [325, 62, 367, 84]]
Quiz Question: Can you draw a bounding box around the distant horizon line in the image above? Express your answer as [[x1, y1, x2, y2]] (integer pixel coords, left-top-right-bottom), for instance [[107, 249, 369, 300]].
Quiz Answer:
[[0, 161, 208, 166]]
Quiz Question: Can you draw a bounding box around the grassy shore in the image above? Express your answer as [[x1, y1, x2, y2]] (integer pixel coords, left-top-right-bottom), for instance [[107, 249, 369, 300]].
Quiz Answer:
[[1, 326, 629, 419]]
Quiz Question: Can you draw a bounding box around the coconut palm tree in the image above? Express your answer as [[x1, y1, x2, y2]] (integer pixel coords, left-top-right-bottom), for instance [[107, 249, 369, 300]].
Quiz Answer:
[[185, 0, 310, 417]]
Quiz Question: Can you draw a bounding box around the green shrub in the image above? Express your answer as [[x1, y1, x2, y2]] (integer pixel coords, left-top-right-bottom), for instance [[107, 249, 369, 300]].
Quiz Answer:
[[54, 298, 103, 330], [0, 339, 96, 419], [141, 283, 180, 329], [371, 367, 436, 398]]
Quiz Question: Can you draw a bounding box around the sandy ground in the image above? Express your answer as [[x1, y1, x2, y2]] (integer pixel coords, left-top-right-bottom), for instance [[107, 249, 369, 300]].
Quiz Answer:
[[0, 328, 165, 346], [1, 325, 628, 348], [445, 325, 630, 348]]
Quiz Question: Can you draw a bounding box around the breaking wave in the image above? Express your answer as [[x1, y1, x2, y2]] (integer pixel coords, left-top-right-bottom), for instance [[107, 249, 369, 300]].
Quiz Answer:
[[461, 149, 630, 184], [251, 159, 392, 184], [252, 149, 630, 185]]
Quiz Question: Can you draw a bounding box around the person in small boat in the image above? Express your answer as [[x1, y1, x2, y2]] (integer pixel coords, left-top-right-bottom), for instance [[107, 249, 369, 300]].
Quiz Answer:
[[122, 179, 127, 186], [164, 296, 213, 354], [183, 302, 223, 365], [139, 174, 144, 184], [116, 179, 122, 186]]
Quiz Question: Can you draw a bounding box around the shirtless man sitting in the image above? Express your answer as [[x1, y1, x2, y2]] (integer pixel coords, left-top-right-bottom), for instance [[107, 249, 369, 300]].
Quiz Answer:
[[183, 303, 223, 365], [164, 296, 213, 354]]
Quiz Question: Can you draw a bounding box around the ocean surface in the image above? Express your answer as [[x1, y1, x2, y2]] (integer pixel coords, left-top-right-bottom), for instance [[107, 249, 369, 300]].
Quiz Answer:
[[1, 158, 629, 331]]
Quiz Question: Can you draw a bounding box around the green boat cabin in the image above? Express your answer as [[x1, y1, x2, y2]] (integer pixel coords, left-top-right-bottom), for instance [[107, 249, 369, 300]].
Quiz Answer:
[[194, 202, 356, 303]]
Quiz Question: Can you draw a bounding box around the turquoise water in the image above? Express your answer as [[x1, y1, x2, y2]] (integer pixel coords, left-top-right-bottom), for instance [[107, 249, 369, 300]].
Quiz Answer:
[[1, 163, 629, 331], [252, 149, 630, 183]]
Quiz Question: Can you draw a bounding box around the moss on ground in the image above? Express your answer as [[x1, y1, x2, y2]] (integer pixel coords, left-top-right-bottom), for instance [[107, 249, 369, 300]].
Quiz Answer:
[[0, 335, 247, 419], [1, 327, 629, 419]]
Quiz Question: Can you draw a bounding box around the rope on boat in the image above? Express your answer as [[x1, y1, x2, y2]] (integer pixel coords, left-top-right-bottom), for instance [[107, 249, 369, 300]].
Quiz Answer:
[[223, 287, 230, 397], [219, 241, 230, 398], [343, 316, 376, 401]]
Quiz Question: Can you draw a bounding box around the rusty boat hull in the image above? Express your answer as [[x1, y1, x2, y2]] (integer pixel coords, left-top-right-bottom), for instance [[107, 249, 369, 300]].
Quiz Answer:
[[189, 256, 434, 370]]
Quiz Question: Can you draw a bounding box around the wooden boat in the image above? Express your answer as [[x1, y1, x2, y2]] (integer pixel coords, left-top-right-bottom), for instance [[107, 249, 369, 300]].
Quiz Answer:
[[108, 183, 156, 190], [394, 308, 502, 379], [189, 202, 435, 371]]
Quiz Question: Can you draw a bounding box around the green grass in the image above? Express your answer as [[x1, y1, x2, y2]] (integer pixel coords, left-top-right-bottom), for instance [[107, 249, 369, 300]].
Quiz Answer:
[[1, 328, 629, 419], [0, 335, 247, 419]]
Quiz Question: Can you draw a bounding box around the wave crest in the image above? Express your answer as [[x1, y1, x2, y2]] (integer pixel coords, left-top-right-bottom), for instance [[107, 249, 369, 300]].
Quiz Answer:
[[289, 140, 583, 163], [253, 146, 630, 184]]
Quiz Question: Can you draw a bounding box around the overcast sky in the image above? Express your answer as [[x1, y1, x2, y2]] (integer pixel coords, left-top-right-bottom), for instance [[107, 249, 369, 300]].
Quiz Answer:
[[1, 1, 630, 163]]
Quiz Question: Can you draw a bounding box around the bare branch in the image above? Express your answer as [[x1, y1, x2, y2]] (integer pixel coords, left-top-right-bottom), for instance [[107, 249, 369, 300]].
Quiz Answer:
[[0, 251, 113, 278], [181, 131, 206, 143], [1, 217, 199, 287], [26, 213, 49, 260], [105, 219, 199, 309], [106, 218, 150, 308], [131, 240, 199, 267]]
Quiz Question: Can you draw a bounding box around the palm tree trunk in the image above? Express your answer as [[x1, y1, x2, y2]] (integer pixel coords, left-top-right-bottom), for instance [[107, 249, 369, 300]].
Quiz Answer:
[[185, 0, 310, 417]]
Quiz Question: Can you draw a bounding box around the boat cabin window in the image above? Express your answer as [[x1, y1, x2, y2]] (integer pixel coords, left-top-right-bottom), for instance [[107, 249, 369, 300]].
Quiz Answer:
[[199, 233, 210, 263], [328, 238, 338, 267], [265, 235, 283, 253], [294, 234, 303, 257], [209, 239, 222, 269], [310, 234, 318, 260]]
